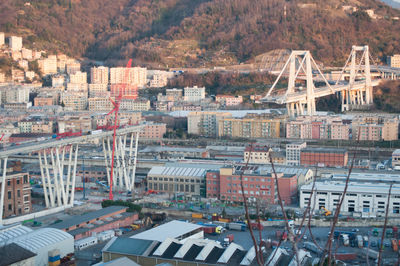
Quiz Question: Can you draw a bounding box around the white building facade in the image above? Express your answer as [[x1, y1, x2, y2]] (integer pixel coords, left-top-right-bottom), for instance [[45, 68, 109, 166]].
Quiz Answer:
[[184, 86, 206, 102], [300, 181, 400, 217]]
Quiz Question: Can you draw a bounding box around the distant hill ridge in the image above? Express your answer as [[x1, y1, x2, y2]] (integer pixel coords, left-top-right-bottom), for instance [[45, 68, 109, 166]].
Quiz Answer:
[[0, 0, 399, 67]]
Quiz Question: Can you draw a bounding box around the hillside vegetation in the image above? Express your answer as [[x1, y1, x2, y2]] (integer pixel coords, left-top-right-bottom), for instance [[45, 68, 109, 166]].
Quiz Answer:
[[0, 0, 399, 67]]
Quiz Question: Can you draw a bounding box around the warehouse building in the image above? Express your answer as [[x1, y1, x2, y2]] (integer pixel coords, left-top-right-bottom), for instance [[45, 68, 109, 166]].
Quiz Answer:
[[50, 206, 139, 239], [0, 227, 74, 266], [300, 147, 348, 167], [300, 181, 400, 217], [147, 166, 207, 196], [131, 220, 203, 243]]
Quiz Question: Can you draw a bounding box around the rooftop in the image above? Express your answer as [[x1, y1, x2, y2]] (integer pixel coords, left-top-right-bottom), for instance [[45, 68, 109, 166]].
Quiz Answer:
[[140, 146, 206, 153], [301, 147, 347, 154], [67, 212, 135, 237], [301, 181, 400, 195], [50, 206, 127, 230], [13, 228, 73, 253], [0, 243, 36, 266], [103, 237, 158, 256], [148, 166, 207, 178], [131, 220, 202, 242]]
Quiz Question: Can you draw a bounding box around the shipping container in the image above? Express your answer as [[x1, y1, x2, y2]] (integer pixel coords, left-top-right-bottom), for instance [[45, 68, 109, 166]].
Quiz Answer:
[[218, 218, 230, 223], [276, 230, 282, 239], [191, 213, 203, 219], [202, 226, 216, 235], [334, 253, 357, 261], [213, 221, 227, 228], [96, 230, 115, 242], [392, 239, 398, 252], [228, 222, 246, 231], [74, 236, 98, 250]]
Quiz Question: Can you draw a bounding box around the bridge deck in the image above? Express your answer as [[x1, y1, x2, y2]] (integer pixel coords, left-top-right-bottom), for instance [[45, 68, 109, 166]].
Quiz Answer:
[[0, 124, 144, 158], [262, 80, 381, 104]]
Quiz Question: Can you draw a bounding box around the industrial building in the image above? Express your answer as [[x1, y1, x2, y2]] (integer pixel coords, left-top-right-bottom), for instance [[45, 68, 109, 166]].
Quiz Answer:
[[300, 147, 348, 167], [131, 220, 203, 243], [147, 166, 207, 196], [50, 206, 139, 239], [101, 220, 256, 265], [300, 181, 400, 217], [0, 225, 74, 266]]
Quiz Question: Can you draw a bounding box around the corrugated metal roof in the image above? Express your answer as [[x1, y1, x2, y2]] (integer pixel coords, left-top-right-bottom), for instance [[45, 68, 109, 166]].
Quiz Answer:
[[131, 221, 202, 242], [104, 237, 157, 256], [148, 166, 207, 178], [13, 228, 73, 253], [0, 224, 33, 246]]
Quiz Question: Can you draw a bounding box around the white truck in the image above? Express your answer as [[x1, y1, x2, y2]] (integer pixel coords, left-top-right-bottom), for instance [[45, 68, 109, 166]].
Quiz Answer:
[[357, 235, 363, 248], [341, 234, 349, 246]]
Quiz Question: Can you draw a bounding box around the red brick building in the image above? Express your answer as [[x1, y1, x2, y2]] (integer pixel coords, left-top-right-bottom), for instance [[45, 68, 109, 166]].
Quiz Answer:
[[300, 148, 348, 167], [50, 206, 139, 240], [207, 167, 297, 205], [1, 170, 32, 218]]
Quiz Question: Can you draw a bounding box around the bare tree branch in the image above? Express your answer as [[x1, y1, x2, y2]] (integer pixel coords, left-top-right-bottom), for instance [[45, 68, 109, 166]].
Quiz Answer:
[[378, 182, 393, 266]]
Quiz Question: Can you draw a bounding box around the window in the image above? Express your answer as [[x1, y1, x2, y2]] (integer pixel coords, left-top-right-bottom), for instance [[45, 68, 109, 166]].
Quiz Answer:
[[8, 204, 12, 211], [7, 191, 11, 199], [7, 180, 10, 186], [17, 190, 20, 197], [16, 179, 20, 185]]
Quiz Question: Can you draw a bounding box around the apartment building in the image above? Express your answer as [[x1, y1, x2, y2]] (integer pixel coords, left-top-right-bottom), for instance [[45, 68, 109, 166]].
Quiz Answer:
[[120, 99, 150, 111], [147, 166, 206, 196], [149, 71, 168, 87], [66, 83, 88, 94], [188, 111, 232, 137], [110, 67, 147, 87], [88, 97, 113, 111], [66, 60, 81, 74], [300, 147, 348, 167], [387, 54, 400, 68], [352, 115, 399, 141], [110, 84, 137, 99], [1, 169, 32, 218], [286, 115, 349, 140], [243, 145, 272, 164], [286, 142, 307, 166], [218, 117, 281, 139], [18, 120, 54, 134], [61, 92, 88, 111], [0, 32, 4, 46], [1, 86, 30, 103], [38, 56, 57, 75], [89, 84, 109, 98], [184, 86, 205, 102], [52, 75, 65, 87], [215, 95, 243, 106], [139, 123, 167, 139], [21, 48, 33, 60], [34, 93, 58, 106], [94, 111, 142, 128], [209, 167, 297, 205], [57, 116, 92, 133], [9, 36, 22, 51], [157, 88, 183, 102], [90, 66, 109, 84], [69, 71, 87, 84]]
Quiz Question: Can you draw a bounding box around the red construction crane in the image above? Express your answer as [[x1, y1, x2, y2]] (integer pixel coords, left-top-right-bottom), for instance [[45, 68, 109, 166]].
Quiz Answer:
[[106, 59, 132, 200]]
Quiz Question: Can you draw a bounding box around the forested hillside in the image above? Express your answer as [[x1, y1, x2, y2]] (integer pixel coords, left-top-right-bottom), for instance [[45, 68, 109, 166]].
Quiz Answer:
[[0, 0, 399, 67]]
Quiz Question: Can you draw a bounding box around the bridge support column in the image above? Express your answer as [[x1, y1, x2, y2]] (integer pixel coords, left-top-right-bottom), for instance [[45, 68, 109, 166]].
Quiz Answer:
[[102, 132, 140, 192], [0, 157, 8, 225], [38, 144, 79, 208]]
